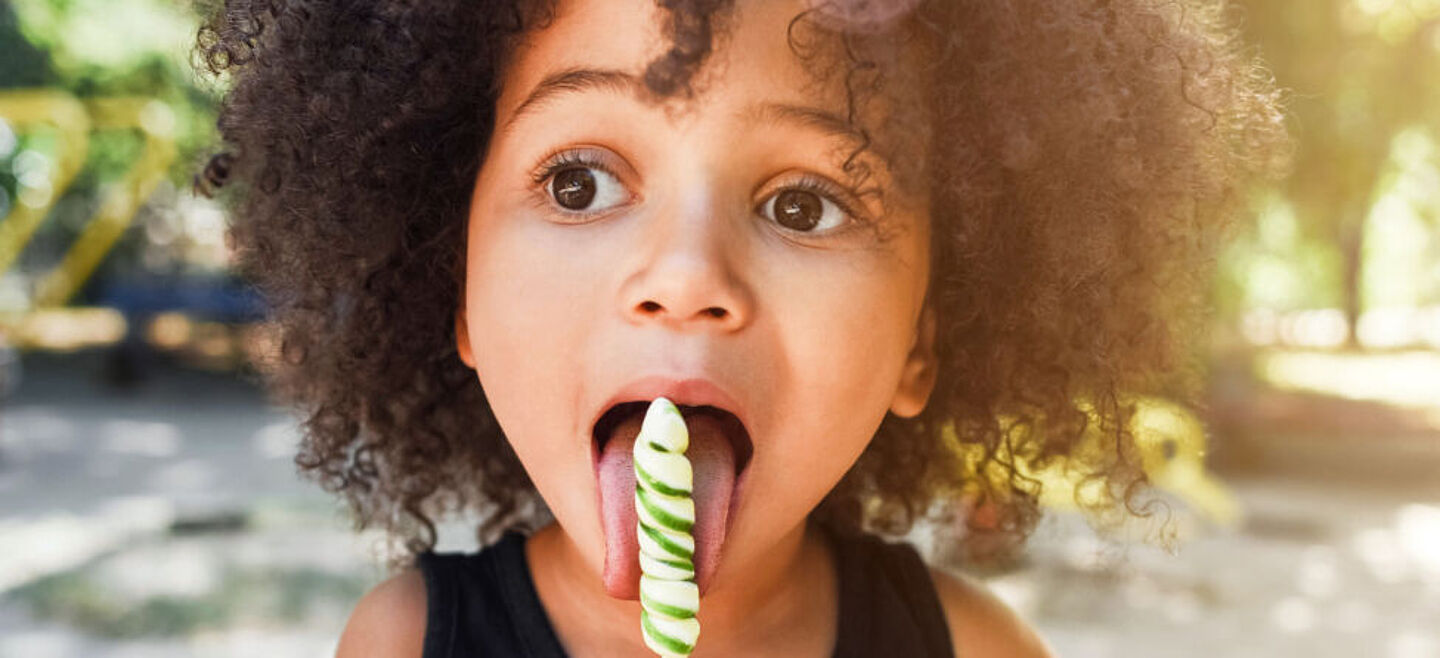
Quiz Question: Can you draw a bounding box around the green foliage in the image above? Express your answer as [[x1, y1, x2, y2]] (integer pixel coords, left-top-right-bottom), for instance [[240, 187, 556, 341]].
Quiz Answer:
[[1216, 192, 1346, 316], [0, 3, 56, 87], [1, 0, 220, 283], [4, 0, 217, 190], [1226, 0, 1440, 322]]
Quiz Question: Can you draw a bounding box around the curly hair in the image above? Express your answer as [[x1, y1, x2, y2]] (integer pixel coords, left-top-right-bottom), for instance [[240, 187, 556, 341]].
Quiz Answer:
[[194, 0, 1289, 567]]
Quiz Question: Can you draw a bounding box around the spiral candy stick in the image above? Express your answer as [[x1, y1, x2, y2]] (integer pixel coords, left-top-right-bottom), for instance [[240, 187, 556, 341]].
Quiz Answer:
[[634, 397, 701, 657]]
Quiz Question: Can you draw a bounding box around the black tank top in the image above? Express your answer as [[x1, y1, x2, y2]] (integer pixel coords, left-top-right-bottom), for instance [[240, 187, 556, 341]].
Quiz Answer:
[[415, 527, 955, 657]]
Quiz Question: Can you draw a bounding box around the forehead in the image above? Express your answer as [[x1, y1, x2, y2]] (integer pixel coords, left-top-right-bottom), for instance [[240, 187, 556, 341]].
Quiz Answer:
[[496, 0, 853, 133], [501, 0, 846, 113]]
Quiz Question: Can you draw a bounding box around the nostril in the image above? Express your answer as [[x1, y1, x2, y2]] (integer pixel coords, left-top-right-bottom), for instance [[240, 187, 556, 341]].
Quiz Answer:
[[635, 301, 729, 320]]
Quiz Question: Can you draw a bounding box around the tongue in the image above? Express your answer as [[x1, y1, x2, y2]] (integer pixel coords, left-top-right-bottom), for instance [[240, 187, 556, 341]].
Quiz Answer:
[[597, 411, 735, 599]]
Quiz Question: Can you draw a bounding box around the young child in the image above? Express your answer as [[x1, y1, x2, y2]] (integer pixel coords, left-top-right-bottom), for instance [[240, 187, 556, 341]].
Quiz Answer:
[[195, 0, 1287, 655]]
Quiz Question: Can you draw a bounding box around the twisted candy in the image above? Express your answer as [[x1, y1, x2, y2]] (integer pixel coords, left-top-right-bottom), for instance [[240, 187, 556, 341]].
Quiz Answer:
[[634, 397, 700, 657]]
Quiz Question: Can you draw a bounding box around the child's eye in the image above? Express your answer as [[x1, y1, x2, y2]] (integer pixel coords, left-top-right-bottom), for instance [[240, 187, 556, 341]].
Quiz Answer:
[[756, 176, 863, 234], [530, 151, 865, 233], [531, 150, 631, 217]]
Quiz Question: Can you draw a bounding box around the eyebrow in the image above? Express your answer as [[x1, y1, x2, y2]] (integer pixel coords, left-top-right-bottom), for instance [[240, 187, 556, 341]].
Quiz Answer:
[[499, 66, 874, 161]]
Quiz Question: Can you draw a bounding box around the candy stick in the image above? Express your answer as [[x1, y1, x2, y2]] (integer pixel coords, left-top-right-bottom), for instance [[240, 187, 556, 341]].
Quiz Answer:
[[634, 397, 701, 657]]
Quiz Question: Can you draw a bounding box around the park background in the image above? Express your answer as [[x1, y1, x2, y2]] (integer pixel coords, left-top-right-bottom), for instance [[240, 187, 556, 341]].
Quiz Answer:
[[1, 1, 1438, 656]]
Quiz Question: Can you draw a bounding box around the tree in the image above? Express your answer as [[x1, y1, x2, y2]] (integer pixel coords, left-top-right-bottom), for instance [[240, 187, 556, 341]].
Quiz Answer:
[[1236, 0, 1440, 346]]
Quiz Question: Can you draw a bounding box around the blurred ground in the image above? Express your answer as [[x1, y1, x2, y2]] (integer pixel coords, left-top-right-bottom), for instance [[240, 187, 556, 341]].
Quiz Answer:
[[1, 350, 1438, 658]]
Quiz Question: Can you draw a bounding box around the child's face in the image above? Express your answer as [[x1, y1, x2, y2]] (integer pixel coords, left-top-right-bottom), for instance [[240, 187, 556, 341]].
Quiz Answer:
[[457, 0, 937, 596]]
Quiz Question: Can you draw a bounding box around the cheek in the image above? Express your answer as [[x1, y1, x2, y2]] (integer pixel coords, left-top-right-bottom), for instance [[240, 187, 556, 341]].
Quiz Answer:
[[748, 252, 922, 517], [461, 200, 598, 486], [463, 178, 607, 396]]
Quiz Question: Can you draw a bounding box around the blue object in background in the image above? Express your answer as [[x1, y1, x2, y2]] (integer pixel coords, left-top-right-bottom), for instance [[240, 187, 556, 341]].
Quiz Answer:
[[94, 272, 267, 386]]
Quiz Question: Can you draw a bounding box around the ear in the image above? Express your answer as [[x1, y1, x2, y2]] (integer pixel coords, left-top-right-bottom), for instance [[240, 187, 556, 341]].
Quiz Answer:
[[889, 303, 938, 418], [455, 300, 476, 370], [453, 241, 477, 370]]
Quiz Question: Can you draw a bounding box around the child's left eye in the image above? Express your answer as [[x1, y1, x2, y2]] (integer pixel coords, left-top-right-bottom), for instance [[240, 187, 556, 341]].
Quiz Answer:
[[531, 149, 632, 218], [755, 175, 866, 235]]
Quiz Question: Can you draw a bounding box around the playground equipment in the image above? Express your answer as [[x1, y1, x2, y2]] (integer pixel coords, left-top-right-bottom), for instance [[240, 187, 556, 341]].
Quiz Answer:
[[0, 90, 260, 384]]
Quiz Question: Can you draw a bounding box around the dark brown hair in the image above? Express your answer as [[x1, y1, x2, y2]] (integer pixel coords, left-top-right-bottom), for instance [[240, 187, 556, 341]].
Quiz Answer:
[[195, 0, 1289, 566]]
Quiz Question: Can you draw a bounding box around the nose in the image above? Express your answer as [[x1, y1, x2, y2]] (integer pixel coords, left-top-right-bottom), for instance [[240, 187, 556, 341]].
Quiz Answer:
[[620, 194, 753, 332]]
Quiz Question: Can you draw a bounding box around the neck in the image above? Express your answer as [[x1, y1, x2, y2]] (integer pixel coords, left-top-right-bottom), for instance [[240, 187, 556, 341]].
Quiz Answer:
[[526, 520, 838, 657]]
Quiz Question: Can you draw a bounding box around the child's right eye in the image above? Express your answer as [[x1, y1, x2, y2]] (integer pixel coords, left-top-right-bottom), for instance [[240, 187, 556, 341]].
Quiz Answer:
[[532, 149, 632, 219]]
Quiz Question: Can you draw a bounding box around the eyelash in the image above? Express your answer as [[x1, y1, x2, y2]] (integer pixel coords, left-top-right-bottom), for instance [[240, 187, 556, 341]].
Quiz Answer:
[[529, 149, 610, 187], [765, 174, 869, 231], [528, 149, 870, 230], [527, 149, 630, 221]]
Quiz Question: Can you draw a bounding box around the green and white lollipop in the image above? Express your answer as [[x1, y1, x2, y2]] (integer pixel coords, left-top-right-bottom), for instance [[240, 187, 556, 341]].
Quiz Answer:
[[634, 397, 701, 657]]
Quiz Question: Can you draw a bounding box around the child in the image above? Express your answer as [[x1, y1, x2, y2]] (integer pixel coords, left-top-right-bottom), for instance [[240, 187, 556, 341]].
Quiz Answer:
[[195, 0, 1287, 655]]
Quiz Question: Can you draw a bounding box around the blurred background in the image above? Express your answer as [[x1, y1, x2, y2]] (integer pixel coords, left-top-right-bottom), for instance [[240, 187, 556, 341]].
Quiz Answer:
[[0, 1, 1437, 656]]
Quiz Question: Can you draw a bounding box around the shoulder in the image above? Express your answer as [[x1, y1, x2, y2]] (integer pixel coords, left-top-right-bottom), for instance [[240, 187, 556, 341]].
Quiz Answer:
[[335, 567, 428, 658], [927, 566, 1055, 658]]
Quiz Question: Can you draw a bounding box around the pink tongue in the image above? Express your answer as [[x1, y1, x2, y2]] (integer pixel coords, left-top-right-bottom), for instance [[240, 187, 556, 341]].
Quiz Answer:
[[597, 412, 735, 599]]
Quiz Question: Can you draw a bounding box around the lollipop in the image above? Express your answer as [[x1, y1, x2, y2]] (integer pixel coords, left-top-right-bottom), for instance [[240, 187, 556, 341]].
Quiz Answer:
[[634, 397, 701, 657]]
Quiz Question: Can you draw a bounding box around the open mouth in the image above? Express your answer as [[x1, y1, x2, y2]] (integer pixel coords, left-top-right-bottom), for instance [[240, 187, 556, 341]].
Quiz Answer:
[[591, 398, 755, 598], [592, 401, 754, 476]]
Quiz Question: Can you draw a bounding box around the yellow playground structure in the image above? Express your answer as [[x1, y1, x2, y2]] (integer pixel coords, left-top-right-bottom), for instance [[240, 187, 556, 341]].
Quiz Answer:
[[0, 89, 177, 350]]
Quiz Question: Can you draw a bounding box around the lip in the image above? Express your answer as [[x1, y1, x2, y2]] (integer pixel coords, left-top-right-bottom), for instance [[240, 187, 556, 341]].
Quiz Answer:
[[588, 375, 751, 450]]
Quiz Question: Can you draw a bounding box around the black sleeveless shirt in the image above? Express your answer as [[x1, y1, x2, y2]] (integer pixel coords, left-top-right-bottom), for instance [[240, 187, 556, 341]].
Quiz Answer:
[[415, 528, 955, 657]]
